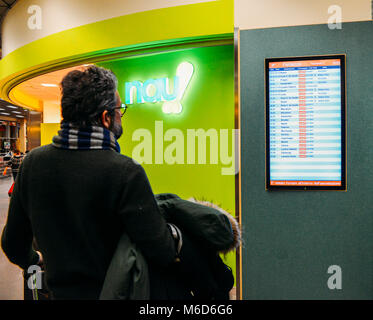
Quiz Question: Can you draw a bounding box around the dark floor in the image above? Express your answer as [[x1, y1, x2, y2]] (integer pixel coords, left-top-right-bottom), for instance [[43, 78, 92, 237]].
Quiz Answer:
[[0, 177, 23, 300]]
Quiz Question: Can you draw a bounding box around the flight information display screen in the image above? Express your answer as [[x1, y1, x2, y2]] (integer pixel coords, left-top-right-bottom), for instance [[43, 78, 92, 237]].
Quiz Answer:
[[265, 55, 346, 190]]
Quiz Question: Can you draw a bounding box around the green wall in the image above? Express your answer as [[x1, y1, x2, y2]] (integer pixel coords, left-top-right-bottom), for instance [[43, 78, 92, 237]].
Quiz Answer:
[[240, 21, 373, 299], [98, 44, 237, 279]]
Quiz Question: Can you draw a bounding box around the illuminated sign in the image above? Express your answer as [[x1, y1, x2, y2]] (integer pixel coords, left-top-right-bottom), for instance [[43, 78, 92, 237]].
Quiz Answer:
[[124, 62, 194, 114]]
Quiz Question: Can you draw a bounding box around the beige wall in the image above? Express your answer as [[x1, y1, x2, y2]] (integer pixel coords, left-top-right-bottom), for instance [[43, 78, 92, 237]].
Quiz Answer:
[[43, 101, 61, 124], [2, 0, 217, 57], [235, 0, 371, 30]]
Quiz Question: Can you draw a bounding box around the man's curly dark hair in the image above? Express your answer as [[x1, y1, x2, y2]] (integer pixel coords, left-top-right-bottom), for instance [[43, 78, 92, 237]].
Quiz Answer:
[[60, 66, 118, 127]]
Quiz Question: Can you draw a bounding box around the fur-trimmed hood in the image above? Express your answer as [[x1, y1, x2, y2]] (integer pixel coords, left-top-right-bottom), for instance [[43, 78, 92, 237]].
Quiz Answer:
[[187, 198, 241, 254], [155, 193, 241, 254]]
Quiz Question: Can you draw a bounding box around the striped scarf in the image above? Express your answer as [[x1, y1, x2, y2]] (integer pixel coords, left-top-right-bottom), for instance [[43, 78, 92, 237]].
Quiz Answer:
[[52, 122, 121, 153]]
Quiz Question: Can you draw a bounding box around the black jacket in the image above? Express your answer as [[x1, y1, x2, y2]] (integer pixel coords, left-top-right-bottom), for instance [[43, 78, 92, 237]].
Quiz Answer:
[[100, 194, 236, 300], [1, 144, 176, 299], [7, 154, 24, 172]]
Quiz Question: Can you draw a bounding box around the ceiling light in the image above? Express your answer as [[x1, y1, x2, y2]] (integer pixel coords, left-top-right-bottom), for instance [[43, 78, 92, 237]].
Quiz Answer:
[[41, 83, 58, 87], [0, 112, 11, 115], [7, 105, 18, 109], [15, 115, 24, 118], [12, 111, 22, 114]]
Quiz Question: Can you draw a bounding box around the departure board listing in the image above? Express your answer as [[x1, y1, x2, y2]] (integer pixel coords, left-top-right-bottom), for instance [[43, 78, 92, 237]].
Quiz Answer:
[[266, 57, 346, 189]]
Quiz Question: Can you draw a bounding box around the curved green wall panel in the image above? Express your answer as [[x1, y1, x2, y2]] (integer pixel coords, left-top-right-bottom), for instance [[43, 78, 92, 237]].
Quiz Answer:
[[98, 44, 237, 281]]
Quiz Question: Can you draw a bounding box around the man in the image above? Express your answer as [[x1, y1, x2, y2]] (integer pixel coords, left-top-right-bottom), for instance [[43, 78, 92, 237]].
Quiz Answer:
[[7, 149, 24, 181], [1, 66, 177, 299]]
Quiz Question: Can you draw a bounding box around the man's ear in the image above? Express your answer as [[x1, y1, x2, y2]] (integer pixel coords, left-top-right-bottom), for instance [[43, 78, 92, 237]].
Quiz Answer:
[[101, 110, 111, 129]]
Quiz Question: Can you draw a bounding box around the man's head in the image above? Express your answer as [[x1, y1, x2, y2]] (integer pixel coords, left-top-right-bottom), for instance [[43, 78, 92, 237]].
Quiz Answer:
[[60, 66, 123, 138], [101, 91, 123, 140]]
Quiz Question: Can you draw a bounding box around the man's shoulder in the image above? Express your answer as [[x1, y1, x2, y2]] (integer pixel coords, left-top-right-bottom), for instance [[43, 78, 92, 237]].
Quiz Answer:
[[109, 152, 144, 171], [25, 144, 54, 158]]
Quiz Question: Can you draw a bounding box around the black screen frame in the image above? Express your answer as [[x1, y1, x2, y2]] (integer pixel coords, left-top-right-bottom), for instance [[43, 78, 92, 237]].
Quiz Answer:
[[265, 54, 346, 191]]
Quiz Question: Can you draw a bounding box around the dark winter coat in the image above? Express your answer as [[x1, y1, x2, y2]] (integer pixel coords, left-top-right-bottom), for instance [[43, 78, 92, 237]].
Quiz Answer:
[[1, 145, 176, 299], [100, 193, 240, 300]]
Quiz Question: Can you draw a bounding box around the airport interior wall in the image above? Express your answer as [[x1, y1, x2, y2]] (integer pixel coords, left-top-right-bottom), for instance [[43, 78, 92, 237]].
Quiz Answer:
[[240, 21, 373, 299]]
